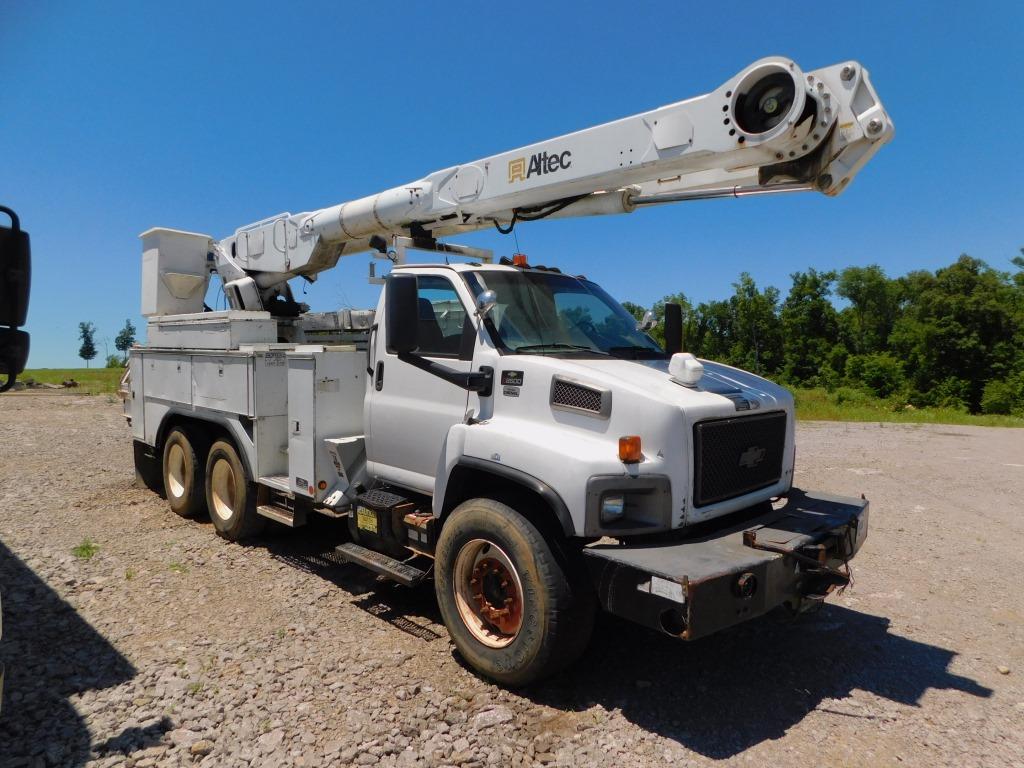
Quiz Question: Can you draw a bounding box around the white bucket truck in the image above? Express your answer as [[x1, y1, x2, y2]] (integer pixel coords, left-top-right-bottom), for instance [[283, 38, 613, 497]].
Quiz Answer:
[[125, 57, 892, 684]]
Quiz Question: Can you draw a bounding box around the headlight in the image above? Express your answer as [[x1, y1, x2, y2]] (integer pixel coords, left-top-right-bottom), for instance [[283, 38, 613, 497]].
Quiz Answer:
[[600, 494, 626, 524], [585, 475, 672, 537]]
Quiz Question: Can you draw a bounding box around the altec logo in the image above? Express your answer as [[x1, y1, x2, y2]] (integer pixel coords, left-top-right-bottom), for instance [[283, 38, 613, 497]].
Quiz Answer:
[[508, 150, 572, 183]]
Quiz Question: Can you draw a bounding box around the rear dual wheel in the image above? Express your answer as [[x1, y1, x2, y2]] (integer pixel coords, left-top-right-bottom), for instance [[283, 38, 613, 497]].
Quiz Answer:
[[205, 439, 265, 541], [161, 428, 263, 541], [162, 428, 206, 518]]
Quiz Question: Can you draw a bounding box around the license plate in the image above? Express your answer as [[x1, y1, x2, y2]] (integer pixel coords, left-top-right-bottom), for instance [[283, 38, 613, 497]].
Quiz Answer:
[[356, 506, 378, 534]]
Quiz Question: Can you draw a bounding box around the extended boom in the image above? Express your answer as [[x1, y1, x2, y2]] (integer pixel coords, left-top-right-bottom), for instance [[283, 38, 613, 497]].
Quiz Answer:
[[143, 56, 891, 316]]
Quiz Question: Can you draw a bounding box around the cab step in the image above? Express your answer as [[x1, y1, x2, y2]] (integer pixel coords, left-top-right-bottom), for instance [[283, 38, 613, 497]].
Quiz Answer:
[[256, 503, 307, 528], [334, 542, 428, 587]]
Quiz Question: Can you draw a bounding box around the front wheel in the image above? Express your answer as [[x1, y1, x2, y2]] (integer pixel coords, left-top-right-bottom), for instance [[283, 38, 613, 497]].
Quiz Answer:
[[205, 439, 265, 541], [434, 498, 594, 686]]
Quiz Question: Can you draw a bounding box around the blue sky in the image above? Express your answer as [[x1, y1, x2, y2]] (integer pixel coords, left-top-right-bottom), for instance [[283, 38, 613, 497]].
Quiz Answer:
[[3, 1, 1021, 367]]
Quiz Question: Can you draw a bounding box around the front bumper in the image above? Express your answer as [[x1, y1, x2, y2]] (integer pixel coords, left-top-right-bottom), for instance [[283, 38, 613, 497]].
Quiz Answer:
[[583, 488, 868, 640]]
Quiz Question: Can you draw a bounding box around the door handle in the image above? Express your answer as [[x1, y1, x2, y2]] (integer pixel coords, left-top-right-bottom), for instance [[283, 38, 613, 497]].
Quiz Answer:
[[375, 361, 384, 391]]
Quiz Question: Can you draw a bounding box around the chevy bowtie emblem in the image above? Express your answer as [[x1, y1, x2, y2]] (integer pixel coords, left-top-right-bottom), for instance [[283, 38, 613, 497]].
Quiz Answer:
[[738, 445, 767, 469]]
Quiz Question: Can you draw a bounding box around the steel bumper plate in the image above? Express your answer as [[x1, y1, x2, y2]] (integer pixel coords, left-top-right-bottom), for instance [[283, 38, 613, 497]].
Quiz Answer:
[[583, 488, 869, 640]]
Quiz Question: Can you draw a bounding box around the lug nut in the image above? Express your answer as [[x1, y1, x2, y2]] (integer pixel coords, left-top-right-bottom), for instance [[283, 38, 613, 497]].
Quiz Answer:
[[867, 118, 884, 134], [841, 65, 856, 81]]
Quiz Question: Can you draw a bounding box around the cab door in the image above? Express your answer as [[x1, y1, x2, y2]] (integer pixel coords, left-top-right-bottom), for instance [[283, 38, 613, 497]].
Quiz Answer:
[[365, 271, 475, 493]]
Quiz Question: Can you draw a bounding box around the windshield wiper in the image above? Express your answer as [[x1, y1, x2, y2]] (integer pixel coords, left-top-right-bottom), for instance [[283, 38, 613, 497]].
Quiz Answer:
[[514, 343, 609, 356]]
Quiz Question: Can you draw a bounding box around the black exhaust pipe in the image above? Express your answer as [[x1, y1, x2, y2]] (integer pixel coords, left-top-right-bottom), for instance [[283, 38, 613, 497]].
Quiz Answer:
[[664, 303, 683, 355]]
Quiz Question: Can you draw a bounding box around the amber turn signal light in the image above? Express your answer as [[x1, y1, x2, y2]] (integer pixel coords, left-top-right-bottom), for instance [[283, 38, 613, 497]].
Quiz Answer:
[[618, 435, 642, 463]]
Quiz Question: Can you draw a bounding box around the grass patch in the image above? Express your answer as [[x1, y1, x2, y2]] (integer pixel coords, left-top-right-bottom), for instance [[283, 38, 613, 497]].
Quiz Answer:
[[21, 368, 123, 395], [168, 562, 188, 574], [793, 387, 1024, 428], [72, 539, 99, 559]]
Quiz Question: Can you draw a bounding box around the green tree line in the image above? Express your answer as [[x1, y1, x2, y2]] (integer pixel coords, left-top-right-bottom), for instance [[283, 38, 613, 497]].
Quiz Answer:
[[622, 251, 1024, 416]]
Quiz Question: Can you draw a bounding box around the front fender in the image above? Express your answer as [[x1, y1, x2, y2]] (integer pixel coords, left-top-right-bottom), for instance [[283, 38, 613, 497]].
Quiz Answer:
[[449, 419, 675, 537], [441, 456, 576, 537]]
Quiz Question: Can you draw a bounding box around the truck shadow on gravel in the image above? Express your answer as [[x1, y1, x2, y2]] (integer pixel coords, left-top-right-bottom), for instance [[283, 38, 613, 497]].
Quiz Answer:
[[259, 523, 993, 760], [532, 606, 993, 759], [0, 541, 155, 768], [258, 523, 447, 642]]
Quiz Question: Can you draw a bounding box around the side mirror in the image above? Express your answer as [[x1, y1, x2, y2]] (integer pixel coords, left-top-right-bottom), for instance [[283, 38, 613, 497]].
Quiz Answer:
[[638, 310, 656, 331], [386, 273, 419, 354], [0, 206, 31, 329], [475, 289, 497, 317], [0, 329, 29, 381], [1, 206, 31, 391]]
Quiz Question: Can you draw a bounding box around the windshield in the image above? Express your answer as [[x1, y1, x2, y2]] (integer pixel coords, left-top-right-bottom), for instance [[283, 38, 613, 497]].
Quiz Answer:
[[465, 269, 664, 358]]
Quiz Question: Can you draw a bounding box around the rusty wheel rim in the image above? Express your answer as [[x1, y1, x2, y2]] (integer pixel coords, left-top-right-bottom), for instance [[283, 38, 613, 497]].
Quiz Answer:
[[452, 539, 524, 648]]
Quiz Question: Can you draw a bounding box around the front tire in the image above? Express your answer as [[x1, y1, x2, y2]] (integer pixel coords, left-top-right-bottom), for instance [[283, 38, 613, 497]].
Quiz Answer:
[[162, 428, 206, 518], [205, 439, 265, 541], [434, 498, 594, 686]]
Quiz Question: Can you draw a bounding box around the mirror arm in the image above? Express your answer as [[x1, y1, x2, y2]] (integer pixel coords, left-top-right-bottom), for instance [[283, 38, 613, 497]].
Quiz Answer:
[[397, 354, 493, 396]]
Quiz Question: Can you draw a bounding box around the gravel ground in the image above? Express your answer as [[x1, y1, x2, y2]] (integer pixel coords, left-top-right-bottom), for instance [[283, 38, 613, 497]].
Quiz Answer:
[[0, 394, 1022, 768]]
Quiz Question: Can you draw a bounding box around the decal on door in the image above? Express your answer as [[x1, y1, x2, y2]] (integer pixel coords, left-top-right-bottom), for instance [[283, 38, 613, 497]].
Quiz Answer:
[[501, 370, 524, 386]]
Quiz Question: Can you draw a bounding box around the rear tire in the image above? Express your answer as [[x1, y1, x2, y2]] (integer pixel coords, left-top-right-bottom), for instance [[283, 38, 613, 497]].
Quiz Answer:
[[434, 498, 594, 686], [205, 439, 265, 541], [162, 428, 206, 518]]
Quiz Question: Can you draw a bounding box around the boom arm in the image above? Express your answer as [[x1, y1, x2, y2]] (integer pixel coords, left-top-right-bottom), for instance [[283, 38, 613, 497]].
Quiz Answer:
[[186, 56, 893, 311]]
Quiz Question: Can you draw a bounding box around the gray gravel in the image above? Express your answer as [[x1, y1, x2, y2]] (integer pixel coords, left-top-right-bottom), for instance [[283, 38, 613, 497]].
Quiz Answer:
[[0, 394, 1022, 767]]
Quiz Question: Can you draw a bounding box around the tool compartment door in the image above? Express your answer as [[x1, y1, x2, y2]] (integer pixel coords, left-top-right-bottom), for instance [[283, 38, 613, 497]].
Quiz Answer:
[[287, 353, 316, 497], [128, 353, 145, 440], [192, 355, 252, 415], [143, 353, 192, 404]]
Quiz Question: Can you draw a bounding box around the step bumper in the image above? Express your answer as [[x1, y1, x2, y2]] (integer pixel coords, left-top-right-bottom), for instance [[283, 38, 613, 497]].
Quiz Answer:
[[582, 488, 869, 641]]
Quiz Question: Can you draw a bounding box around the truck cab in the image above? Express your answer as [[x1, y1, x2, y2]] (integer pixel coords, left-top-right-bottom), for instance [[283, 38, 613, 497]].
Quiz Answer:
[[370, 261, 795, 537]]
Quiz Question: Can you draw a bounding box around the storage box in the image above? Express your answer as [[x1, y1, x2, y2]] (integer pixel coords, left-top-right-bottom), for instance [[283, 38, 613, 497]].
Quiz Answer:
[[146, 310, 277, 349]]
